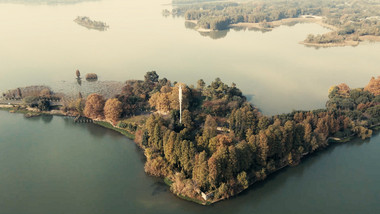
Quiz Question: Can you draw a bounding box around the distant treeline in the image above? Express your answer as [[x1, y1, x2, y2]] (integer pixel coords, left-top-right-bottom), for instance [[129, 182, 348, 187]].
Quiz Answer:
[[172, 0, 222, 4], [0, 0, 99, 5], [168, 0, 380, 43]]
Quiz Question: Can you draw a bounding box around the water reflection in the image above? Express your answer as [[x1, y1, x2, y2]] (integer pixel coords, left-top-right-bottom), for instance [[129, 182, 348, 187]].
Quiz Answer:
[[151, 181, 169, 196], [184, 21, 196, 29], [199, 30, 229, 40], [76, 78, 82, 86], [41, 114, 53, 123]]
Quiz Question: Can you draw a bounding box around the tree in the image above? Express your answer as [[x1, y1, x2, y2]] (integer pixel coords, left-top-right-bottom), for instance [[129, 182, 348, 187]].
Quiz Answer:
[[104, 98, 123, 122], [76, 69, 81, 78], [144, 71, 159, 83], [237, 171, 249, 189], [84, 93, 105, 119], [149, 92, 171, 113], [75, 98, 85, 115], [203, 115, 218, 139], [197, 79, 206, 90], [37, 100, 50, 111], [192, 151, 209, 190], [182, 109, 193, 129], [257, 130, 269, 166]]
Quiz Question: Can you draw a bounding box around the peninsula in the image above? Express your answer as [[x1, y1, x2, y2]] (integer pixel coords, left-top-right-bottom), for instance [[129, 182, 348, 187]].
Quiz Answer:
[[1, 73, 379, 205]]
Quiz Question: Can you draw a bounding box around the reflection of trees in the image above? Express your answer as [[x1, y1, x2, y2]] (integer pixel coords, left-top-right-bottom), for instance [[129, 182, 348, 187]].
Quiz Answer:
[[247, 27, 272, 33], [232, 26, 246, 32], [41, 115, 53, 123], [198, 29, 229, 40], [0, 0, 100, 5], [86, 124, 106, 138], [77, 78, 82, 86], [184, 21, 197, 30]]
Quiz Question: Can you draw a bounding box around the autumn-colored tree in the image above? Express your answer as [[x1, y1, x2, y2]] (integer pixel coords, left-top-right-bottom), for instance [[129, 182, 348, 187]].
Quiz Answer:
[[364, 76, 380, 96], [164, 131, 177, 165], [76, 69, 81, 78], [237, 171, 248, 189], [192, 151, 209, 190], [84, 93, 105, 119], [257, 130, 269, 166], [104, 98, 123, 122], [181, 109, 193, 129], [149, 92, 171, 113], [203, 115, 217, 139]]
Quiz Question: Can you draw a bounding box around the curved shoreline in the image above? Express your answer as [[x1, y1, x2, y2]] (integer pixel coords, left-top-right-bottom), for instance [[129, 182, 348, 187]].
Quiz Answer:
[[1, 103, 379, 205], [188, 17, 380, 47]]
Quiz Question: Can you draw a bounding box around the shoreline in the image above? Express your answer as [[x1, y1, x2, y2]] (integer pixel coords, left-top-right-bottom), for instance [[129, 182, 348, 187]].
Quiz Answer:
[[2, 103, 378, 205], [188, 17, 380, 47]]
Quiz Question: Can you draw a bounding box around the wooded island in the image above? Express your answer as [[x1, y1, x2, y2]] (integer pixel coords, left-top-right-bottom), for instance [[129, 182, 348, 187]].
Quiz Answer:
[[1, 73, 379, 204]]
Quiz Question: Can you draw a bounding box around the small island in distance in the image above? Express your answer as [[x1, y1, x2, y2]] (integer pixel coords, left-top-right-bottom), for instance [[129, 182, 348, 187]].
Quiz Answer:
[[74, 16, 109, 31], [1, 72, 379, 205]]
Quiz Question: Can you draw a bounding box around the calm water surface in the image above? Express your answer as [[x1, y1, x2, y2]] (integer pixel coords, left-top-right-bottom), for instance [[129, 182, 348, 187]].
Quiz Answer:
[[0, 111, 379, 214], [0, 0, 379, 213], [0, 0, 379, 114]]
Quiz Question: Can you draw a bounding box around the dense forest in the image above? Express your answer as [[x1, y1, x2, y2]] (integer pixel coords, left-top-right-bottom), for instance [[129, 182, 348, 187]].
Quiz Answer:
[[166, 0, 380, 45], [3, 73, 379, 204], [132, 74, 378, 203]]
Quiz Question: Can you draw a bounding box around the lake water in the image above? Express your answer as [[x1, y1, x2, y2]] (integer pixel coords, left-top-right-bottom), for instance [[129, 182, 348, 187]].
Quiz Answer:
[[0, 0, 379, 213], [0, 0, 379, 115], [1, 110, 379, 214]]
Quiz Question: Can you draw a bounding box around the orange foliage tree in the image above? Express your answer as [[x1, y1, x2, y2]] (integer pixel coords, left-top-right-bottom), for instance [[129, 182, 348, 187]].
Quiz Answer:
[[364, 76, 380, 96], [84, 93, 105, 119], [104, 98, 123, 123]]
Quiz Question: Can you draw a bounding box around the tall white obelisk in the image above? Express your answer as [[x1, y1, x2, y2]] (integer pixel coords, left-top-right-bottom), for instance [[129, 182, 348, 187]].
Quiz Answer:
[[179, 85, 182, 124]]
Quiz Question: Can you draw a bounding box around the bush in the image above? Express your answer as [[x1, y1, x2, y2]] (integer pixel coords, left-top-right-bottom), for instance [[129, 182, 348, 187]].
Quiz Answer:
[[85, 73, 98, 80]]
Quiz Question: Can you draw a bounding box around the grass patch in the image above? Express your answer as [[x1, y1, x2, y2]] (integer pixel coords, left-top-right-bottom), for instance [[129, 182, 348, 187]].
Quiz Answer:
[[177, 194, 206, 205], [94, 121, 135, 140], [330, 136, 353, 143], [164, 177, 173, 186], [0, 107, 28, 114], [121, 114, 150, 127], [372, 125, 380, 131], [0, 106, 42, 116]]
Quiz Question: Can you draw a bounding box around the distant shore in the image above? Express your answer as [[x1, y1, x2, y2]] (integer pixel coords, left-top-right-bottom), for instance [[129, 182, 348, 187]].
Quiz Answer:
[[188, 16, 380, 47]]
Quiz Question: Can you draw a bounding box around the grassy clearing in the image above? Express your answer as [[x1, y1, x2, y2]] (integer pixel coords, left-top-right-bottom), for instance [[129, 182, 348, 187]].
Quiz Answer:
[[177, 194, 207, 205], [120, 114, 150, 127], [94, 120, 135, 140]]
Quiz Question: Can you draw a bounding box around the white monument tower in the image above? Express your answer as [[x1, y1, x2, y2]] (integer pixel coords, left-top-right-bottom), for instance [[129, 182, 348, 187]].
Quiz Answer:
[[179, 85, 182, 124]]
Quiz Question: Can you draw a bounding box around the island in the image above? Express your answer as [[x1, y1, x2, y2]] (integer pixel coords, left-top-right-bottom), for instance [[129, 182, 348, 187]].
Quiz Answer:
[[1, 72, 379, 205], [85, 73, 98, 81], [165, 0, 380, 46], [74, 16, 109, 31]]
